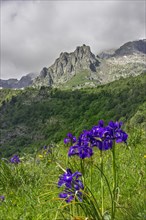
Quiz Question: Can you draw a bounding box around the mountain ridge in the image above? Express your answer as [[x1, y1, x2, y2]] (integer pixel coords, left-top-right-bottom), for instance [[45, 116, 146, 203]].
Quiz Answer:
[[0, 73, 38, 89], [1, 39, 146, 89], [34, 39, 146, 88], [98, 39, 146, 59]]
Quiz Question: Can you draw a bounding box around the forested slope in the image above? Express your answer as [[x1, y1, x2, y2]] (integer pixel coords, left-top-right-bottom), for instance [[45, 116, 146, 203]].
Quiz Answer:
[[0, 73, 146, 157]]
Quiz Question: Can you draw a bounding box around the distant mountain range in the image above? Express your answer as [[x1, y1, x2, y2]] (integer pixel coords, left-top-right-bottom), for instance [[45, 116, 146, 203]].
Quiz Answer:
[[1, 39, 146, 89], [0, 73, 38, 89]]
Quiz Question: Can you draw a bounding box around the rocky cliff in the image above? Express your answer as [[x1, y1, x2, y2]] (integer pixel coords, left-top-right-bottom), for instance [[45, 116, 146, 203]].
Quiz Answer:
[[96, 39, 146, 85], [34, 44, 100, 87], [34, 40, 146, 89], [98, 39, 146, 59], [1, 39, 146, 89], [114, 39, 146, 56]]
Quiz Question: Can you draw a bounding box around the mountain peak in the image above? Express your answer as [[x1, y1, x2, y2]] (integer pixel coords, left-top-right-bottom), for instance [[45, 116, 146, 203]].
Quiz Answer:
[[98, 39, 146, 59], [115, 39, 146, 56], [34, 44, 100, 87], [75, 44, 90, 52]]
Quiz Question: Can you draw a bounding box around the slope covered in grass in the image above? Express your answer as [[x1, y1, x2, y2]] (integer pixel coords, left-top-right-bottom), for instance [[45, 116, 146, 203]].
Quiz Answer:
[[0, 125, 145, 220]]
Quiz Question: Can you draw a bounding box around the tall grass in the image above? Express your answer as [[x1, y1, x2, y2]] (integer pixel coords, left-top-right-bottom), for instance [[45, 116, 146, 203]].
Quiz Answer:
[[0, 126, 145, 220]]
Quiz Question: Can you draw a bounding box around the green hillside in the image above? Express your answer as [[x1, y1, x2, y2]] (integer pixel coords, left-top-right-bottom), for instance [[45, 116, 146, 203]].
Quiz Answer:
[[0, 73, 146, 158]]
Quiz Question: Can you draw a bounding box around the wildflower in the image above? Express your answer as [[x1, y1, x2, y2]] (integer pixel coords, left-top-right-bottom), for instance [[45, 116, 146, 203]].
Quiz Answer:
[[91, 120, 128, 150], [10, 155, 21, 164], [58, 168, 82, 188], [68, 120, 128, 156], [0, 195, 5, 202], [58, 168, 84, 203], [96, 139, 113, 151], [59, 189, 83, 203], [68, 144, 93, 159], [68, 130, 94, 159], [0, 195, 5, 205], [47, 148, 52, 154], [107, 121, 128, 143], [59, 190, 75, 203], [43, 145, 53, 153], [38, 154, 43, 159], [64, 133, 77, 144]]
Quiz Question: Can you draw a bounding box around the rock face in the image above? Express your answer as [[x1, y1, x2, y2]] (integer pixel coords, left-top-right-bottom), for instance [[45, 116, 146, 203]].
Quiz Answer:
[[98, 49, 116, 59], [96, 39, 146, 85], [34, 40, 146, 89], [34, 44, 100, 87], [114, 39, 146, 56], [0, 73, 38, 89], [1, 39, 146, 89], [17, 73, 38, 88], [98, 39, 146, 59]]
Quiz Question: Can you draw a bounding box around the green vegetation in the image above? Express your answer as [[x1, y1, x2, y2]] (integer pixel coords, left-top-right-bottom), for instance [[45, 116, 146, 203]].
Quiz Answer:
[[0, 74, 146, 219], [60, 70, 95, 89], [0, 125, 145, 219], [0, 89, 21, 106], [0, 73, 146, 158]]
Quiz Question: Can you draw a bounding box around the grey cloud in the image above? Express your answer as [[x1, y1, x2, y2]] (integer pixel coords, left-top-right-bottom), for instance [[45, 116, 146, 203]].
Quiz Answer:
[[1, 0, 145, 79]]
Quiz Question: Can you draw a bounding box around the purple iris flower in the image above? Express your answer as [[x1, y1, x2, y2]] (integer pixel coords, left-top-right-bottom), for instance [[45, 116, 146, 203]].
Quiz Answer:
[[70, 137, 91, 158], [67, 120, 128, 156], [78, 130, 92, 142], [68, 144, 93, 159], [107, 121, 128, 143], [98, 119, 104, 127], [97, 139, 113, 150], [59, 190, 75, 203], [0, 195, 5, 202], [68, 130, 94, 159], [59, 189, 83, 203], [43, 145, 47, 150], [58, 168, 84, 203], [58, 168, 83, 188], [10, 155, 21, 164], [64, 133, 77, 144], [89, 120, 128, 151], [108, 121, 122, 130], [115, 130, 128, 143]]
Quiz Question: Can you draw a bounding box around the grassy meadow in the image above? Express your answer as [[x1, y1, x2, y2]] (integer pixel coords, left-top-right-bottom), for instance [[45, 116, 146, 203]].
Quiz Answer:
[[0, 125, 145, 220]]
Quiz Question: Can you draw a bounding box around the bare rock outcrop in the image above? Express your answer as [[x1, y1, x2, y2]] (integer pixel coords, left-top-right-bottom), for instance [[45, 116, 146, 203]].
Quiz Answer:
[[34, 44, 100, 87]]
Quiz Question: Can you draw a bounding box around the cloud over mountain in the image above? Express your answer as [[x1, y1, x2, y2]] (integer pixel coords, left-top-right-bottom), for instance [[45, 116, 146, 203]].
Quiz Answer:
[[1, 0, 145, 79]]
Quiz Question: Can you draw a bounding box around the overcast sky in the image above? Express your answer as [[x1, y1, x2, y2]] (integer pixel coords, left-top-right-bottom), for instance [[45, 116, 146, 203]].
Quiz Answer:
[[1, 0, 145, 79]]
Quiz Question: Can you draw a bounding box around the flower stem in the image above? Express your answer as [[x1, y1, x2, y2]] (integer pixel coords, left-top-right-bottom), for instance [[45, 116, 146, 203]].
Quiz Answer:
[[111, 141, 117, 220], [100, 150, 104, 218], [90, 156, 93, 191], [80, 159, 85, 186]]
